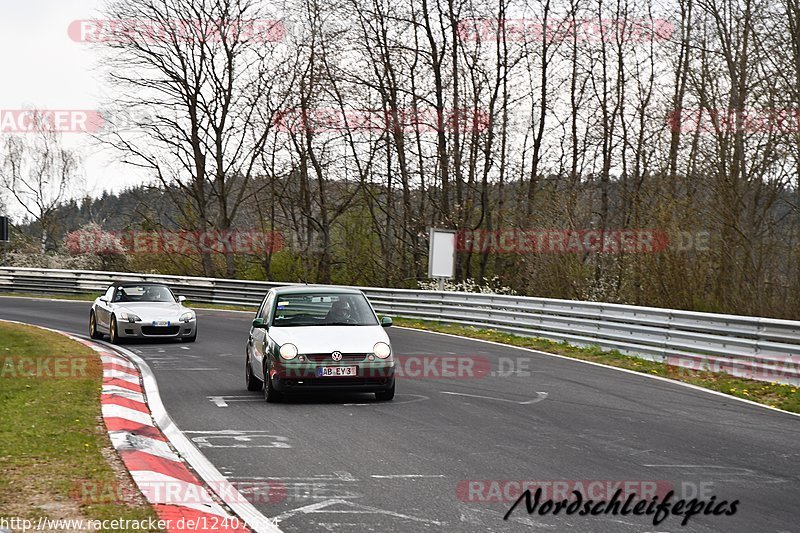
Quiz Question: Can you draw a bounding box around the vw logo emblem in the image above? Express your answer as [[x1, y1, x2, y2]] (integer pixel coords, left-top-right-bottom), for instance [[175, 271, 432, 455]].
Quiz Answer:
[[331, 351, 343, 361]]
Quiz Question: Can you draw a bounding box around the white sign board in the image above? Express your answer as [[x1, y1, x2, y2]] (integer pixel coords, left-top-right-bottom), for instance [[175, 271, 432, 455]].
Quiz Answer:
[[427, 228, 456, 279]]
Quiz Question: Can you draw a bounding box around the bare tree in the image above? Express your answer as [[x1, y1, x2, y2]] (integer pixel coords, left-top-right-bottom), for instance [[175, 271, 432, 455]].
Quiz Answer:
[[0, 111, 79, 253], [99, 0, 289, 277]]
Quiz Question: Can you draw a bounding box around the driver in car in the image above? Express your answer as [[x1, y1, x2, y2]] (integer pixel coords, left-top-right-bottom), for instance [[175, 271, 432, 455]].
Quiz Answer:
[[326, 299, 353, 323]]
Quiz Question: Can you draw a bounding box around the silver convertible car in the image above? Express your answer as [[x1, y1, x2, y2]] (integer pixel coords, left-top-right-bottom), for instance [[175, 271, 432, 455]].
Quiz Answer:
[[89, 282, 197, 343]]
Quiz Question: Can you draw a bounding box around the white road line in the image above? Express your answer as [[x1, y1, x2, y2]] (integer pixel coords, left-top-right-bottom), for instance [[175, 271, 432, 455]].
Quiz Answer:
[[440, 390, 548, 405], [370, 474, 445, 479], [207, 395, 262, 408], [459, 505, 557, 528], [343, 394, 429, 406], [273, 499, 444, 526], [232, 475, 355, 481], [209, 396, 228, 407], [183, 429, 282, 434], [186, 431, 291, 449]]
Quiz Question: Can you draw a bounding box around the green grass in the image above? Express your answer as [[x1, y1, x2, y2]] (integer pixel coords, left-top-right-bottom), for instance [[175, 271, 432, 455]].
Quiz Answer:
[[0, 322, 162, 531], [393, 317, 800, 414]]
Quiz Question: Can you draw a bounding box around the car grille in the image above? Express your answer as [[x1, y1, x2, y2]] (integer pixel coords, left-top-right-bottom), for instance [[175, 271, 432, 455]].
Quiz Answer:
[[141, 325, 180, 336], [306, 353, 366, 362]]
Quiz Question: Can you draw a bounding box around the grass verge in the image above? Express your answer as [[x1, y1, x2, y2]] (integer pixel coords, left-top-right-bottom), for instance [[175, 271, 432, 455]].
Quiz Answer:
[[393, 317, 800, 414], [0, 321, 161, 531]]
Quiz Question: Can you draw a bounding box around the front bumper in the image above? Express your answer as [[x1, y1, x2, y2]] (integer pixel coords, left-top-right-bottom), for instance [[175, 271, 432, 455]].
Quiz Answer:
[[270, 360, 395, 393], [117, 320, 197, 339]]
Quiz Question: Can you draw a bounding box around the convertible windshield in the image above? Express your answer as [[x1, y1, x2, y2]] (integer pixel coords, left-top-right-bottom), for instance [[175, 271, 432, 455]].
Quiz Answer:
[[114, 285, 176, 303], [271, 293, 379, 327]]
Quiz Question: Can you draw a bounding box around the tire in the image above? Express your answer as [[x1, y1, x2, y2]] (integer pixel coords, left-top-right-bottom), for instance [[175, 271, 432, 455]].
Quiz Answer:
[[89, 312, 102, 340], [263, 364, 284, 403], [246, 352, 263, 391], [182, 333, 197, 343], [375, 383, 395, 401], [109, 316, 120, 344]]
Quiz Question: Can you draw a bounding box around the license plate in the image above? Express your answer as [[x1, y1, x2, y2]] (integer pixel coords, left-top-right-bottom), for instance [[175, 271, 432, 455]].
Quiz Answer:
[[152, 320, 169, 326], [316, 366, 357, 377]]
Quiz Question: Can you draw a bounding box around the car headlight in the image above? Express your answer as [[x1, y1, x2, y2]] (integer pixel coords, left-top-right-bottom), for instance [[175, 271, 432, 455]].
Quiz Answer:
[[373, 342, 391, 359], [118, 311, 141, 323], [279, 343, 298, 360], [180, 311, 195, 322]]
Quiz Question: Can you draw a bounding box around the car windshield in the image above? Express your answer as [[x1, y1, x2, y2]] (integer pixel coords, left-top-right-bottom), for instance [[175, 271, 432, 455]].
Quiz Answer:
[[271, 293, 378, 327], [113, 285, 176, 303]]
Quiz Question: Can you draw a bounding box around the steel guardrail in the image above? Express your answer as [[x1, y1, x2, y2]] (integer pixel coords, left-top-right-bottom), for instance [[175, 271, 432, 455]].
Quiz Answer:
[[1, 266, 798, 385]]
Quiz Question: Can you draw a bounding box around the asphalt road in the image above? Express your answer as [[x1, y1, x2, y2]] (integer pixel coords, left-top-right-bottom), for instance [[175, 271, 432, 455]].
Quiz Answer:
[[1, 296, 798, 533]]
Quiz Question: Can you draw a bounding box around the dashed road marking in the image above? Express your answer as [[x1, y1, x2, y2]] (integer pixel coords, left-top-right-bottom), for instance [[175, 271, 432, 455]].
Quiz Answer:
[[371, 474, 445, 479], [208, 395, 262, 407], [273, 498, 444, 526], [185, 430, 291, 449], [343, 394, 429, 406], [440, 390, 548, 405]]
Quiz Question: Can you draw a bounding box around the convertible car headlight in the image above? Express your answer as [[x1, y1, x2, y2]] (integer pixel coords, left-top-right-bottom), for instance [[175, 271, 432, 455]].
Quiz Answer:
[[279, 343, 298, 360], [180, 311, 195, 322], [118, 311, 141, 323], [373, 342, 391, 359]]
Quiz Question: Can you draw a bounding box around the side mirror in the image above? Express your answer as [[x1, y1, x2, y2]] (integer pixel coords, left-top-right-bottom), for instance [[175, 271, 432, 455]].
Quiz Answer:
[[99, 297, 107, 303], [178, 295, 186, 303], [381, 316, 393, 328], [252, 317, 268, 329]]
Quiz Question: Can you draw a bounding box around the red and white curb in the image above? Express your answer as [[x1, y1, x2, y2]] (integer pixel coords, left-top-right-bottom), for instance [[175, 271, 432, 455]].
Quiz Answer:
[[0, 320, 281, 533], [93, 341, 247, 529]]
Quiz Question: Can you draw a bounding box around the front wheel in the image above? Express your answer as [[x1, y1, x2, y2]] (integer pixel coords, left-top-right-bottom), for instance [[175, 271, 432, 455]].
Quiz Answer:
[[89, 312, 102, 340], [263, 366, 284, 403], [109, 316, 120, 344], [246, 352, 263, 391], [375, 383, 395, 401]]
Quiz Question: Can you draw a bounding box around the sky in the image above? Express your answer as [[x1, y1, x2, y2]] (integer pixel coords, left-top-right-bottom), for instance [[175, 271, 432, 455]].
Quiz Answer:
[[0, 0, 147, 217]]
